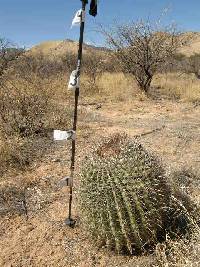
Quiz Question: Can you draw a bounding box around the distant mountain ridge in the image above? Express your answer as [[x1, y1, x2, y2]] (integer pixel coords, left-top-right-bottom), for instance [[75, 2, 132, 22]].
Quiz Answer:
[[30, 32, 200, 57], [179, 32, 200, 56], [29, 39, 109, 57]]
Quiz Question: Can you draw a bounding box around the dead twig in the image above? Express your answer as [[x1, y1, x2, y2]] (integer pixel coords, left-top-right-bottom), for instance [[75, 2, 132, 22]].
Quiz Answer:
[[135, 125, 165, 138]]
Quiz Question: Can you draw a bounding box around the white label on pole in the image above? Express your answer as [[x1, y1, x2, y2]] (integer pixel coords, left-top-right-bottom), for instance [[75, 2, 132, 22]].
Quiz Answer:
[[71, 9, 82, 28], [68, 70, 80, 91], [54, 130, 76, 141], [54, 130, 68, 141]]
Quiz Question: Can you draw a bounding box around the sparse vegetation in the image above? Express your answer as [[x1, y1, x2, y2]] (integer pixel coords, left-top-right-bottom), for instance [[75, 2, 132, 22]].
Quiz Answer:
[[0, 26, 200, 266], [153, 72, 200, 102], [0, 39, 71, 175]]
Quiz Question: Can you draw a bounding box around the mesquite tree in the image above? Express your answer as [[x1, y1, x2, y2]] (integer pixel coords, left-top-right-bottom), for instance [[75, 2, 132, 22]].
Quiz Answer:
[[102, 21, 184, 93]]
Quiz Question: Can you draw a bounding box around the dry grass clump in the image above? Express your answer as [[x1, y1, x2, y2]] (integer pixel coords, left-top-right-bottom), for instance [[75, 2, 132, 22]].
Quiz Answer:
[[154, 230, 200, 267], [81, 71, 200, 103], [171, 169, 200, 194], [0, 79, 50, 137], [153, 73, 200, 103], [0, 134, 53, 175], [79, 134, 199, 256], [97, 72, 139, 102], [0, 135, 30, 173], [0, 184, 27, 217]]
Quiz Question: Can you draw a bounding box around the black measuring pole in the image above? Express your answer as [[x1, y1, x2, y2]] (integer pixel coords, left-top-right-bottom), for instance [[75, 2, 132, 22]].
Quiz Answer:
[[65, 0, 88, 227]]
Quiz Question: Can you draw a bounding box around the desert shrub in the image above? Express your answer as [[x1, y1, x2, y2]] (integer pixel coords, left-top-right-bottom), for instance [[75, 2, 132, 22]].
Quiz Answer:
[[161, 53, 188, 74], [10, 52, 67, 79], [0, 135, 29, 172], [0, 77, 71, 174], [61, 52, 77, 73], [0, 63, 71, 175], [82, 52, 105, 88], [187, 53, 200, 78], [154, 52, 200, 78], [0, 184, 27, 216], [0, 80, 51, 137], [0, 40, 73, 175], [79, 135, 199, 255], [0, 133, 54, 175], [0, 74, 71, 138]]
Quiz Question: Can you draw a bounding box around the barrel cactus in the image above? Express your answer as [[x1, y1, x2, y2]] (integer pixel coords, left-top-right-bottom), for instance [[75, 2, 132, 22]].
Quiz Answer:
[[79, 135, 199, 255], [79, 134, 172, 254]]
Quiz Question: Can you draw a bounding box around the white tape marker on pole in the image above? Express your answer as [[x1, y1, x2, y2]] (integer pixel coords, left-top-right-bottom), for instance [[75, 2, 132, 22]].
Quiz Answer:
[[71, 9, 82, 28], [54, 130, 76, 141]]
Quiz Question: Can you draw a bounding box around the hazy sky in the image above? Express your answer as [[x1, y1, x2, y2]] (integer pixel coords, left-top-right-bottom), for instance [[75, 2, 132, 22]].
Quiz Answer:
[[0, 0, 200, 47]]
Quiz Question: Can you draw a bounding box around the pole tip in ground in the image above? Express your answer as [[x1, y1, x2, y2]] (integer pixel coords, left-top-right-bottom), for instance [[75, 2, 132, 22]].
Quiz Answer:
[[65, 218, 76, 228]]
